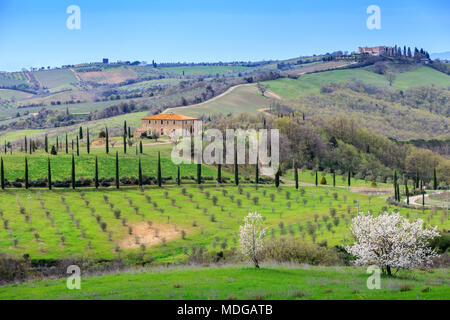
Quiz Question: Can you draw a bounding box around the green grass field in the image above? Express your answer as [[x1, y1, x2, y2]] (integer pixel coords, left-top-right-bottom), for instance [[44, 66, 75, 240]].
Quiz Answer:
[[264, 67, 450, 100], [170, 85, 271, 117], [0, 144, 220, 182], [1, 265, 448, 300], [0, 89, 33, 101], [34, 69, 78, 90]]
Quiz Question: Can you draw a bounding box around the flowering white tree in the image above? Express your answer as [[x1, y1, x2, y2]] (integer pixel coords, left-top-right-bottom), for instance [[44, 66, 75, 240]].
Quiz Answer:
[[346, 212, 440, 276], [240, 212, 266, 268]]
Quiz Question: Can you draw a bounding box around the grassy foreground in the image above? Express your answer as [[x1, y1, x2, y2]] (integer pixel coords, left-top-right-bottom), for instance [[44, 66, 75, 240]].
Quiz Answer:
[[1, 265, 448, 300]]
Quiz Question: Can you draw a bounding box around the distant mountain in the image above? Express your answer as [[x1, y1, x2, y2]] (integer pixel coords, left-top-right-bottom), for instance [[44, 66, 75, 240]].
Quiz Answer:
[[431, 51, 450, 61]]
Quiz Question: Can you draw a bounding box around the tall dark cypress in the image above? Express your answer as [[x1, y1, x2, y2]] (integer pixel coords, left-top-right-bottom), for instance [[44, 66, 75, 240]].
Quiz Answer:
[[415, 172, 419, 189], [95, 156, 99, 189], [123, 121, 127, 154], [197, 163, 202, 185], [76, 136, 79, 156], [333, 171, 336, 187], [105, 127, 109, 154], [56, 137, 59, 151], [255, 159, 259, 186], [275, 167, 280, 188], [217, 164, 222, 184], [45, 135, 48, 153], [234, 150, 239, 186], [4, 141, 6, 154], [47, 158, 52, 190], [0, 157, 4, 190], [115, 152, 120, 189], [157, 151, 162, 188], [405, 182, 409, 205], [177, 165, 181, 186], [65, 134, 68, 154], [87, 128, 90, 154], [24, 137, 27, 154], [139, 140, 143, 154], [71, 154, 76, 189], [348, 170, 351, 187], [433, 168, 438, 190], [25, 157, 29, 189], [294, 163, 298, 190], [79, 127, 83, 140], [393, 171, 398, 201], [315, 171, 318, 186], [71, 139, 74, 151], [138, 157, 143, 188]]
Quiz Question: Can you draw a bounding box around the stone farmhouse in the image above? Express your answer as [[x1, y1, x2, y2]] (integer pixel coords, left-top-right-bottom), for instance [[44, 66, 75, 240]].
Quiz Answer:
[[358, 46, 393, 56], [134, 112, 200, 138]]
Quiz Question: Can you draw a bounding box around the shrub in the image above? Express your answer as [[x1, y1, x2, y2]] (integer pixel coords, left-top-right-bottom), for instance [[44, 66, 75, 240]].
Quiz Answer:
[[262, 237, 342, 265], [320, 177, 327, 185]]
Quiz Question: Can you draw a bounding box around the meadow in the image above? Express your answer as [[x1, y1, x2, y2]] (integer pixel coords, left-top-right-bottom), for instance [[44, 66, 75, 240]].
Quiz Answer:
[[170, 85, 271, 117], [264, 67, 450, 100], [1, 265, 448, 300], [34, 69, 78, 91]]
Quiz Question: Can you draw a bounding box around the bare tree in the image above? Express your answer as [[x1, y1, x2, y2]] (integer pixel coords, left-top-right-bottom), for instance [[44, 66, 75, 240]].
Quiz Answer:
[[385, 72, 396, 86]]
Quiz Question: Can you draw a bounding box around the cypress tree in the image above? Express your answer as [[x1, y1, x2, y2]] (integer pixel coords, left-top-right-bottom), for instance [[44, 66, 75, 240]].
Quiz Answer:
[[433, 168, 438, 190], [71, 154, 76, 189], [315, 171, 318, 186], [71, 139, 74, 151], [197, 163, 202, 185], [87, 128, 90, 154], [406, 182, 409, 205], [79, 127, 83, 140], [348, 170, 351, 187], [115, 152, 120, 189], [123, 121, 127, 154], [138, 157, 143, 188], [333, 171, 336, 187], [105, 127, 109, 154], [255, 161, 259, 186], [415, 172, 419, 189], [56, 137, 59, 151], [4, 141, 6, 154], [135, 145, 138, 156], [0, 157, 4, 190], [95, 156, 99, 189], [234, 150, 239, 186], [294, 163, 298, 190], [76, 136, 79, 156], [275, 167, 280, 188], [25, 157, 29, 189], [139, 140, 143, 154], [45, 135, 48, 153], [157, 151, 162, 187], [24, 137, 27, 154], [47, 157, 52, 190], [128, 126, 132, 139], [65, 134, 68, 154], [177, 165, 181, 186], [422, 189, 425, 207], [217, 164, 222, 184]]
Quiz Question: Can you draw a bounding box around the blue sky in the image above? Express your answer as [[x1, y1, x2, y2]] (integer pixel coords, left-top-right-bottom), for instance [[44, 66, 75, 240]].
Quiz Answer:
[[0, 0, 448, 71]]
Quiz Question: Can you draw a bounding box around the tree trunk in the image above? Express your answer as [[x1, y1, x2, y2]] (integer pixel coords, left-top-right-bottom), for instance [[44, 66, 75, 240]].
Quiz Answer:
[[386, 265, 392, 276]]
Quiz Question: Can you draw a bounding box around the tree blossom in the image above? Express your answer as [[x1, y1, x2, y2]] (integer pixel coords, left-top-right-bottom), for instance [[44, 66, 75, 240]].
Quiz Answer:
[[240, 212, 266, 268], [346, 212, 440, 276]]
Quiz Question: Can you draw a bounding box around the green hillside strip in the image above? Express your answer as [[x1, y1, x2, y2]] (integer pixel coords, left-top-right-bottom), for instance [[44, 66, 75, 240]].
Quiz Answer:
[[0, 89, 34, 100], [34, 69, 78, 89], [171, 85, 271, 117], [1, 266, 448, 300], [265, 67, 450, 100]]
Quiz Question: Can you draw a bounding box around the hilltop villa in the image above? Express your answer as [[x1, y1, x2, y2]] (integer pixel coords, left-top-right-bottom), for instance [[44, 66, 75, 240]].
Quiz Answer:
[[358, 46, 393, 56], [134, 112, 200, 138]]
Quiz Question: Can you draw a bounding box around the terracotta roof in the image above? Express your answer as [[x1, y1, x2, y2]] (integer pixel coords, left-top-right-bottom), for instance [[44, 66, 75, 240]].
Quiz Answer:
[[142, 112, 199, 121]]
